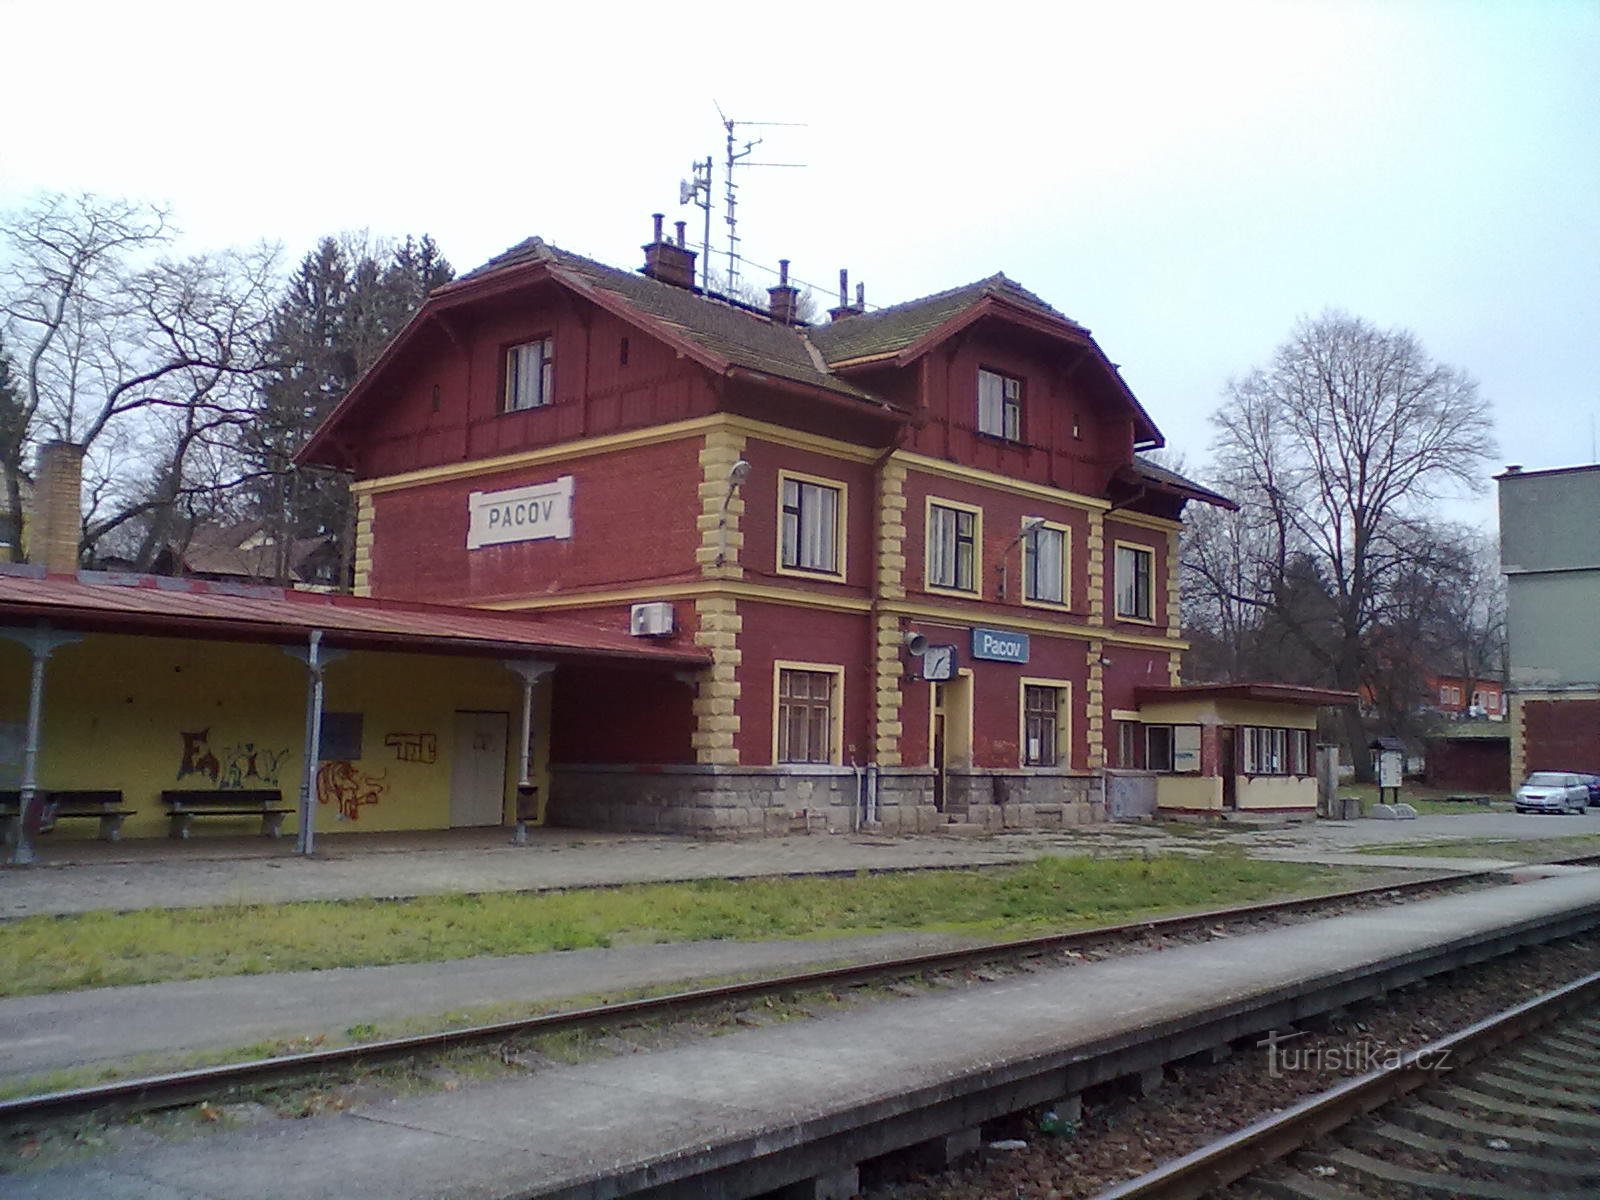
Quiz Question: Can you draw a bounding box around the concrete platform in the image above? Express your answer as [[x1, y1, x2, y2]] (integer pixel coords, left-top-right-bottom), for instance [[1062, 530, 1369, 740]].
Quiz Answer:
[[7, 869, 1600, 1200]]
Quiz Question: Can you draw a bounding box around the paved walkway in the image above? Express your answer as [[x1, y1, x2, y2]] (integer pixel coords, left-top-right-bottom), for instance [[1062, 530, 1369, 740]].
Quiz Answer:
[[9, 869, 1599, 1199], [0, 930, 981, 1085]]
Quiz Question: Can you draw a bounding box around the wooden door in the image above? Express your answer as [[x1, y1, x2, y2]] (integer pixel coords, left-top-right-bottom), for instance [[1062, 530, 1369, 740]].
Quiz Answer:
[[451, 711, 508, 827], [1220, 727, 1238, 809]]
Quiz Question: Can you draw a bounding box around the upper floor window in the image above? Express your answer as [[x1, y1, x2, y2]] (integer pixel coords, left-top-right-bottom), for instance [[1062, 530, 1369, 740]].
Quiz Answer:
[[1023, 521, 1068, 605], [505, 338, 554, 411], [1114, 542, 1154, 621], [780, 474, 843, 576], [928, 501, 979, 592], [977, 368, 1022, 441]]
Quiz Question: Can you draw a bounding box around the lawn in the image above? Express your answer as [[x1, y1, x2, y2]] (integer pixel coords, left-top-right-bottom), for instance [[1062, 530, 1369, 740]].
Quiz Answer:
[[1338, 782, 1514, 815], [0, 854, 1346, 998], [1356, 831, 1600, 861]]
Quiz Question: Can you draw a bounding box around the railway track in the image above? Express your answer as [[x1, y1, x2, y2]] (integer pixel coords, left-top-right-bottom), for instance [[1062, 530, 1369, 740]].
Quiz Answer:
[[1093, 969, 1600, 1200], [3, 853, 1595, 1136]]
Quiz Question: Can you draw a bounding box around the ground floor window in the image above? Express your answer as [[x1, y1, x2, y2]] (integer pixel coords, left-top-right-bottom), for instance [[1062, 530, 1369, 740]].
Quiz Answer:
[[776, 666, 839, 764], [1022, 684, 1064, 766], [1116, 720, 1144, 768], [1242, 726, 1311, 776], [1145, 723, 1201, 773]]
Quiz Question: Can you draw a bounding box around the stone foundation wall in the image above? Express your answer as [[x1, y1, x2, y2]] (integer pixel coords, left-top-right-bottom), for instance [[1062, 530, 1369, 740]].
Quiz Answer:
[[549, 765, 1104, 836]]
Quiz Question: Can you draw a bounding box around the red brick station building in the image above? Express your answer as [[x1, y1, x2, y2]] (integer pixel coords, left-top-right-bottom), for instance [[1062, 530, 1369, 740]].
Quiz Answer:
[[2, 219, 1351, 845]]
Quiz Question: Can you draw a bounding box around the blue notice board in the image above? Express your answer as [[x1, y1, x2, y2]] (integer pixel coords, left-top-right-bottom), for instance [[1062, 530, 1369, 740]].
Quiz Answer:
[[971, 627, 1030, 663]]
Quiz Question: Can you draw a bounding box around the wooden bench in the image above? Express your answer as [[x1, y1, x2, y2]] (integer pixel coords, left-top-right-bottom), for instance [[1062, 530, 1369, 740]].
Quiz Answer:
[[0, 790, 134, 844], [161, 789, 291, 839]]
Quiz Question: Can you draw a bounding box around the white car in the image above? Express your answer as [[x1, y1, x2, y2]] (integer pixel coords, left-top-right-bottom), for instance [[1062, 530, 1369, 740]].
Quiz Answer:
[[1514, 772, 1590, 815]]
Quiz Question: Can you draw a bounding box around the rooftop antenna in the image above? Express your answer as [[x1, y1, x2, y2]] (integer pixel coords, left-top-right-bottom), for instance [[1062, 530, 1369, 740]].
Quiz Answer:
[[711, 101, 805, 297], [680, 157, 713, 291]]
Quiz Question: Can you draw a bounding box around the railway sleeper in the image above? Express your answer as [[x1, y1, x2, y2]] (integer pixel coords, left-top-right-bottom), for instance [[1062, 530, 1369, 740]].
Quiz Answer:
[[1346, 1118, 1600, 1181], [1492, 1052, 1600, 1089], [1463, 1069, 1600, 1108], [1436, 1082, 1600, 1131], [1297, 1145, 1557, 1200], [1385, 1100, 1595, 1153]]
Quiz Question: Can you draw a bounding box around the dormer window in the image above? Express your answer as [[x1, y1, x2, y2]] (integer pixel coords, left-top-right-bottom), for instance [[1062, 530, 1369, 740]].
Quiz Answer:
[[978, 368, 1022, 441], [505, 338, 554, 411]]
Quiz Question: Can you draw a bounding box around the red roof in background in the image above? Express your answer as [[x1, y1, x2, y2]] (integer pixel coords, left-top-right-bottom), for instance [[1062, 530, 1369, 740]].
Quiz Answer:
[[0, 567, 708, 667], [1135, 683, 1358, 707]]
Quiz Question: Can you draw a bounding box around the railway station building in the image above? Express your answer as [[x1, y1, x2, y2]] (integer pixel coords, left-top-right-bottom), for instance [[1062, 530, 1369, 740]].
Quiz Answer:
[[3, 218, 1349, 843]]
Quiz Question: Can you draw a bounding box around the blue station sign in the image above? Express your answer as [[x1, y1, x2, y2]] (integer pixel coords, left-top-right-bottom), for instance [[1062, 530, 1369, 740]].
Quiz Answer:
[[970, 627, 1031, 664]]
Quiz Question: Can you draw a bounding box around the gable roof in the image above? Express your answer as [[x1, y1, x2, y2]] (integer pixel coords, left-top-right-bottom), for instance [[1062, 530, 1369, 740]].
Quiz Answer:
[[806, 274, 1080, 365], [1124, 457, 1238, 511]]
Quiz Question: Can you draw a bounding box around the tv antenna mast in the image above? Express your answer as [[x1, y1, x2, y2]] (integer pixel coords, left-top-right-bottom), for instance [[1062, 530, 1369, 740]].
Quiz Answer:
[[702, 102, 805, 296]]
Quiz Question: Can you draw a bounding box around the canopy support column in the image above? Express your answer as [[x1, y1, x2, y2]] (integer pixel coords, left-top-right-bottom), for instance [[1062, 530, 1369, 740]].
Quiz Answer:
[[283, 631, 345, 856], [503, 659, 555, 844], [3, 623, 81, 866]]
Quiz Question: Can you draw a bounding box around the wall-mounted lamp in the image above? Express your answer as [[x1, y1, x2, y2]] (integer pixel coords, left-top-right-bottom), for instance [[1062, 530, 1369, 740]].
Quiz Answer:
[[715, 459, 753, 567], [996, 516, 1048, 600]]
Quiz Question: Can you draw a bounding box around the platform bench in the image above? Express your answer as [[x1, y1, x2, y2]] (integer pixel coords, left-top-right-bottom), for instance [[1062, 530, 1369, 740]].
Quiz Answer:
[[0, 790, 133, 844], [161, 790, 291, 839]]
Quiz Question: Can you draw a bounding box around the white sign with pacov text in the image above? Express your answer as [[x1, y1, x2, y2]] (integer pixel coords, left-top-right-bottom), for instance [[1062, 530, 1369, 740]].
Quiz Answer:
[[467, 476, 574, 549]]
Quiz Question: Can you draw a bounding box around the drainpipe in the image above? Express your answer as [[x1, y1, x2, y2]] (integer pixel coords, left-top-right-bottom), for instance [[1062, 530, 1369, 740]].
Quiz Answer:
[[866, 762, 880, 826], [852, 761, 864, 832], [4, 624, 80, 866]]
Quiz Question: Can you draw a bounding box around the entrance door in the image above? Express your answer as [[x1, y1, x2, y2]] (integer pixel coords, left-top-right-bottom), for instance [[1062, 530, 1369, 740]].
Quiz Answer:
[[1220, 727, 1238, 809], [451, 711, 508, 827], [931, 689, 947, 812], [930, 672, 972, 815]]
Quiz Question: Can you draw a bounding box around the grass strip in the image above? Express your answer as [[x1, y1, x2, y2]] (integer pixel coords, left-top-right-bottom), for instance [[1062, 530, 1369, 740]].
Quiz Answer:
[[0, 854, 1341, 997]]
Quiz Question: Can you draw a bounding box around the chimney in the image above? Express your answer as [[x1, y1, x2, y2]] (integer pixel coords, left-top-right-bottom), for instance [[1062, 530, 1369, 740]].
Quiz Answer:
[[768, 259, 800, 325], [32, 441, 84, 575], [829, 268, 865, 322], [642, 212, 698, 290]]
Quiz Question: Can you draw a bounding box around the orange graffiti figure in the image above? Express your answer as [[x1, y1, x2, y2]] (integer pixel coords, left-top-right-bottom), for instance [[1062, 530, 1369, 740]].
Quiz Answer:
[[315, 761, 387, 822]]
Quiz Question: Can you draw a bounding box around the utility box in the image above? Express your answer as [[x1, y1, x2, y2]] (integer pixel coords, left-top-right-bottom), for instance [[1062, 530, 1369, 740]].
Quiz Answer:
[[629, 602, 676, 638]]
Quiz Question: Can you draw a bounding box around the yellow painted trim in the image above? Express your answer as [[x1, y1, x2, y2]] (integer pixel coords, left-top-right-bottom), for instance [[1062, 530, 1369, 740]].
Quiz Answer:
[[1019, 516, 1071, 612], [1112, 539, 1159, 625], [930, 667, 975, 769], [1111, 708, 1141, 721], [893, 449, 1110, 513], [924, 494, 984, 600], [1107, 510, 1182, 533], [775, 468, 849, 583], [728, 415, 881, 463], [1019, 676, 1073, 768], [482, 580, 872, 615], [882, 599, 1187, 651], [772, 659, 846, 766]]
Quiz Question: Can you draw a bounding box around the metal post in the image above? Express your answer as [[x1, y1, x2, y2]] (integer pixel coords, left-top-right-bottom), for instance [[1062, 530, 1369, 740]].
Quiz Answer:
[[503, 660, 555, 845], [283, 631, 344, 857], [4, 624, 80, 866]]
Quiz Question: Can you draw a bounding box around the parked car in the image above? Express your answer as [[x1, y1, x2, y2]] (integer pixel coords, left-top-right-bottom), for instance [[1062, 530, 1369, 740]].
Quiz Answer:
[[1514, 772, 1591, 815], [1578, 773, 1600, 807]]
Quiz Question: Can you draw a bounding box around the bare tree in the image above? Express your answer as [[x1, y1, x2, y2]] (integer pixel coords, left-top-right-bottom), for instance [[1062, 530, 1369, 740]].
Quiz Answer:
[[1201, 310, 1496, 775]]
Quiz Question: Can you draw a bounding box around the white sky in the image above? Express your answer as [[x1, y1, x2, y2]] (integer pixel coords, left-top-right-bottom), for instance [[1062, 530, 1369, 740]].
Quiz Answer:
[[3, 0, 1596, 531]]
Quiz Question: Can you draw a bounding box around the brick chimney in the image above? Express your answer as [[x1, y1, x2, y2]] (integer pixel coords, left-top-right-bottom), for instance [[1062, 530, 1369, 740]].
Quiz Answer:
[[828, 268, 865, 322], [32, 441, 84, 575], [768, 259, 800, 325], [642, 213, 698, 290]]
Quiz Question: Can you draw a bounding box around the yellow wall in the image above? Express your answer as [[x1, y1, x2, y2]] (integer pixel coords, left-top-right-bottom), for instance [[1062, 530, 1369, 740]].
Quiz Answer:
[[0, 633, 551, 840], [1236, 775, 1316, 810], [1137, 697, 1318, 730], [1156, 775, 1222, 811]]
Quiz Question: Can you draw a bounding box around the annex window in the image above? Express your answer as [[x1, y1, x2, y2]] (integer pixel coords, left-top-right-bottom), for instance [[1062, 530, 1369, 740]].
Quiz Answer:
[[780, 474, 843, 576], [1242, 727, 1312, 776], [977, 368, 1022, 441], [1145, 723, 1201, 774], [1114, 542, 1154, 622], [776, 667, 839, 764], [1022, 684, 1066, 767], [1023, 521, 1068, 605], [1116, 720, 1145, 769], [504, 338, 554, 411], [927, 501, 979, 593]]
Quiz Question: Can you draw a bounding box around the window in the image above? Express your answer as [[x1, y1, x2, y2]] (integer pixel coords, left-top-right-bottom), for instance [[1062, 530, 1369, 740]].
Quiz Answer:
[[1022, 684, 1064, 767], [776, 667, 839, 764], [1242, 727, 1312, 776], [318, 712, 364, 761], [504, 338, 554, 411], [1116, 721, 1145, 768], [0, 512, 16, 548], [1145, 723, 1201, 773], [977, 368, 1022, 441], [1114, 543, 1154, 622], [1023, 521, 1067, 605], [780, 475, 843, 576], [928, 501, 979, 592]]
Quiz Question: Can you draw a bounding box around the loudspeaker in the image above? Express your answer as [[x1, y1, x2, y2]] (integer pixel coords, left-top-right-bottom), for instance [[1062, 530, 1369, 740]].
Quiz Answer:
[[902, 631, 928, 656]]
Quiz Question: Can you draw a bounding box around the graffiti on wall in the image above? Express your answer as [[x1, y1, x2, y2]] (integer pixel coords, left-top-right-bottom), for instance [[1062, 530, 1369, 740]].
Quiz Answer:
[[316, 760, 387, 822], [220, 743, 290, 789], [383, 732, 438, 764], [177, 729, 221, 782]]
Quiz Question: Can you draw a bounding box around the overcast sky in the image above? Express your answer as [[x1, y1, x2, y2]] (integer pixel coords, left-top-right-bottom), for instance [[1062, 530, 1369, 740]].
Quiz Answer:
[[3, 1, 1595, 531]]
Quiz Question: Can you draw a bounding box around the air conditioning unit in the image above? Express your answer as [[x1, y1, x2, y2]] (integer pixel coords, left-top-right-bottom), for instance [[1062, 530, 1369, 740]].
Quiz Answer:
[[630, 601, 676, 637]]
